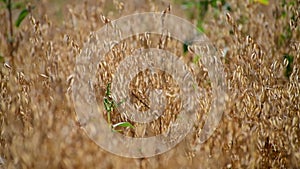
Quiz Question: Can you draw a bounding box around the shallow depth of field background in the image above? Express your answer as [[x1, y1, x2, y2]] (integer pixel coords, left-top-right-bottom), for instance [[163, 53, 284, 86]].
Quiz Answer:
[[0, 0, 300, 168]]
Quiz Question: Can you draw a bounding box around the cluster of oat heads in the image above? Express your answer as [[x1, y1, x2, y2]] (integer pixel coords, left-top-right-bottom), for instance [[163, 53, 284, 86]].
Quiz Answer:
[[0, 1, 110, 168], [94, 31, 206, 140], [198, 0, 300, 168]]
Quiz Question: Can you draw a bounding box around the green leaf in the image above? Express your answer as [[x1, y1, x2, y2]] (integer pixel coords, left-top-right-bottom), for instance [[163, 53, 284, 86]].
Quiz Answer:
[[0, 0, 6, 4], [255, 0, 269, 5], [112, 122, 134, 129], [15, 8, 29, 27]]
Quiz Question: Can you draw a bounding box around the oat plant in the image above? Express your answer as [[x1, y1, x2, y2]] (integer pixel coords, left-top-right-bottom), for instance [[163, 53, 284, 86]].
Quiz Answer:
[[0, 0, 32, 65], [103, 83, 134, 132]]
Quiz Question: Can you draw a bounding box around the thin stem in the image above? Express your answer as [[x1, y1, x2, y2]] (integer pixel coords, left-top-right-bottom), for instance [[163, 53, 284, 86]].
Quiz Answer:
[[7, 0, 15, 66], [131, 91, 150, 109], [107, 110, 111, 125], [8, 0, 13, 39]]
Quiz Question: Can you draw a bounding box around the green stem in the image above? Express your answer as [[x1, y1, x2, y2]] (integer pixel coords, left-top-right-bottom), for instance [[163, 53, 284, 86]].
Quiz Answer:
[[107, 110, 111, 125]]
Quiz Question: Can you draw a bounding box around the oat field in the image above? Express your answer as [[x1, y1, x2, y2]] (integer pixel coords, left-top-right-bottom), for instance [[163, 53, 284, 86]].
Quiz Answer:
[[0, 0, 300, 168]]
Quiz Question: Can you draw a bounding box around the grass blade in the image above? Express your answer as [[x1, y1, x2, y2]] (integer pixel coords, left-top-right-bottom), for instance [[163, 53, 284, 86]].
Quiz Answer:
[[112, 122, 134, 129], [15, 8, 29, 27]]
